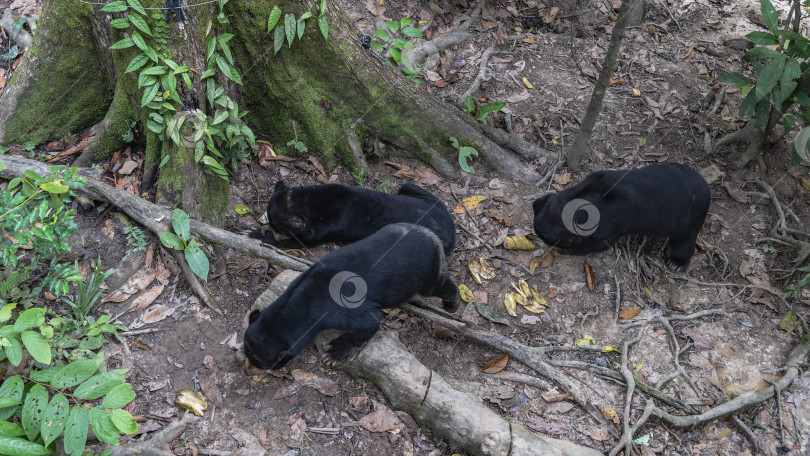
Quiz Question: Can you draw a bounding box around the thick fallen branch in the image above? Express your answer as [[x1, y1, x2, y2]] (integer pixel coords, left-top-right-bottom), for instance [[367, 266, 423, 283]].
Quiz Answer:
[[0, 155, 311, 274], [408, 0, 486, 68], [345, 331, 602, 456], [109, 413, 199, 456]]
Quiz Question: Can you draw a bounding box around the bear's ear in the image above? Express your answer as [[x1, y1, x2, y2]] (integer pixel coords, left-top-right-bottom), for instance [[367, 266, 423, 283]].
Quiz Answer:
[[533, 194, 550, 214], [248, 309, 261, 324], [274, 181, 288, 192]]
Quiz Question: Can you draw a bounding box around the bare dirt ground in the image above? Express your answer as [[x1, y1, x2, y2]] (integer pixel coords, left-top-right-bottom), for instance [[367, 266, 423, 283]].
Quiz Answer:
[[3, 0, 810, 455]]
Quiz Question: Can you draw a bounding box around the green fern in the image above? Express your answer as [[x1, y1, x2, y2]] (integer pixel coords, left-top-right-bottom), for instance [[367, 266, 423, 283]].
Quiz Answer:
[[0, 267, 31, 299]]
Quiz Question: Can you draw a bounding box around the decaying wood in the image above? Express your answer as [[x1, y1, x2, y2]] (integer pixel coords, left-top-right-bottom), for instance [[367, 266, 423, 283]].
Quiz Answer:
[[109, 412, 199, 456], [0, 155, 311, 274]]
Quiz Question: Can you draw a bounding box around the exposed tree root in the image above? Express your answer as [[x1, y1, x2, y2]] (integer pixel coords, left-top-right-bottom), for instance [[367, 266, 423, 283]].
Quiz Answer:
[[108, 412, 199, 456], [749, 180, 810, 266], [408, 0, 486, 68], [1, 8, 34, 49], [167, 248, 221, 315], [460, 45, 496, 104]]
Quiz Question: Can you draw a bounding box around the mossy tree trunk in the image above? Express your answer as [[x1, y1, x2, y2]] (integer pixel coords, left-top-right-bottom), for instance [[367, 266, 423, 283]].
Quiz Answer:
[[1, 0, 547, 229]]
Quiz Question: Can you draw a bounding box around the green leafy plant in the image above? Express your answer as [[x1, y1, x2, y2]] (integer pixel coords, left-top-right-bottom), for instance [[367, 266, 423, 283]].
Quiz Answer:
[[785, 264, 810, 300], [0, 145, 8, 154], [267, 0, 328, 54], [105, 0, 255, 181], [719, 0, 810, 164], [0, 305, 137, 456], [124, 226, 147, 254], [159, 208, 209, 281], [449, 136, 479, 173], [121, 120, 138, 143], [463, 95, 506, 122], [377, 179, 391, 193], [352, 168, 365, 186], [61, 258, 115, 333], [370, 18, 423, 82], [0, 167, 85, 301], [286, 139, 307, 154]]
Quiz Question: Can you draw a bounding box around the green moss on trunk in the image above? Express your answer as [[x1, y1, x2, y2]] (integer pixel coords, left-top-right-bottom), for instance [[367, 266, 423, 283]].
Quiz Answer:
[[4, 0, 113, 144]]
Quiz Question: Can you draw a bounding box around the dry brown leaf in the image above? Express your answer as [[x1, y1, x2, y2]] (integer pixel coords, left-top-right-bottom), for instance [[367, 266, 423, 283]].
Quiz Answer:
[[681, 326, 714, 349], [483, 208, 514, 226], [540, 250, 554, 268], [130, 284, 165, 312], [102, 219, 116, 239], [291, 369, 339, 396], [507, 90, 531, 103], [529, 257, 540, 273], [358, 400, 403, 432], [584, 261, 595, 291], [521, 37, 537, 44], [583, 425, 609, 441], [521, 77, 534, 89], [504, 293, 518, 316], [608, 78, 626, 86], [503, 235, 535, 250], [198, 375, 223, 407], [106, 268, 156, 302], [599, 404, 620, 425], [482, 353, 509, 374], [139, 304, 175, 325], [365, 0, 388, 19], [556, 172, 571, 186], [542, 6, 559, 23], [541, 391, 572, 402], [618, 306, 641, 320], [309, 155, 326, 177], [682, 47, 696, 61], [273, 382, 302, 399], [525, 417, 568, 435], [545, 401, 575, 414]]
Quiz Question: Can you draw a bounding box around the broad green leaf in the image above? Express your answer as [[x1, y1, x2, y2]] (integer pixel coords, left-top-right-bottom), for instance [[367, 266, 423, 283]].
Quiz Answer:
[[22, 384, 48, 441], [171, 208, 191, 241], [141, 65, 168, 76], [297, 18, 306, 39], [274, 25, 285, 54], [206, 36, 216, 62], [13, 308, 45, 332], [300, 12, 312, 20], [268, 6, 282, 32], [0, 398, 19, 408], [318, 16, 328, 40], [20, 331, 50, 365], [128, 12, 151, 36], [401, 27, 422, 38], [185, 243, 210, 281], [284, 13, 296, 47], [0, 436, 48, 456], [125, 53, 149, 73], [64, 407, 88, 456], [744, 46, 783, 61], [40, 394, 69, 447], [102, 383, 136, 409], [778, 29, 810, 44], [782, 58, 801, 84], [235, 204, 252, 215], [143, 45, 159, 63], [0, 421, 24, 437], [739, 88, 757, 117], [146, 120, 163, 134], [29, 365, 59, 383], [458, 146, 478, 173], [373, 29, 390, 41], [215, 55, 242, 84], [130, 31, 147, 51], [159, 231, 184, 250], [755, 98, 770, 132], [73, 369, 128, 400], [755, 58, 785, 100], [141, 82, 160, 107], [39, 179, 68, 194], [163, 58, 179, 70], [109, 409, 138, 434], [745, 31, 778, 45], [761, 0, 778, 34], [0, 304, 16, 324], [370, 40, 383, 52], [51, 359, 101, 389], [719, 71, 752, 89], [200, 68, 216, 80], [88, 409, 119, 446], [2, 339, 19, 366], [110, 17, 130, 29], [173, 64, 189, 74], [100, 1, 127, 12], [386, 20, 399, 33], [126, 0, 146, 16], [0, 376, 23, 421], [400, 17, 412, 28], [109, 37, 134, 50]]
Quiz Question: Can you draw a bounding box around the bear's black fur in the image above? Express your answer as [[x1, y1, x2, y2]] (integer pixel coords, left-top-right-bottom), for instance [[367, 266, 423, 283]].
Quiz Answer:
[[532, 163, 710, 269], [242, 223, 459, 370], [252, 181, 456, 254]]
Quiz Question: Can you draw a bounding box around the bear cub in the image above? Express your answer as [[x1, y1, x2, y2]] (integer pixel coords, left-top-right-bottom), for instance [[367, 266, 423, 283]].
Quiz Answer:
[[532, 163, 710, 269], [242, 223, 459, 371], [252, 181, 456, 254]]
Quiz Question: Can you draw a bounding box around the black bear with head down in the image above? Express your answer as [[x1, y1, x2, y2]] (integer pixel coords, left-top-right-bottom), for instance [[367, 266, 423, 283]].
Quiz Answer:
[[532, 163, 710, 269], [241, 223, 459, 371], [252, 181, 456, 254]]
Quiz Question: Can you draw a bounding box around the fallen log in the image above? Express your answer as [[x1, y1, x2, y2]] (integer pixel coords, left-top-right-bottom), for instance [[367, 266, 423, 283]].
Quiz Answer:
[[256, 270, 603, 456]]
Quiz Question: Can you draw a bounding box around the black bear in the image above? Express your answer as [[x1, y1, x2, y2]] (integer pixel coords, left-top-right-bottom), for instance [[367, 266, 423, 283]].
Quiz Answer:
[[241, 223, 459, 371], [252, 181, 456, 254], [532, 163, 710, 269]]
